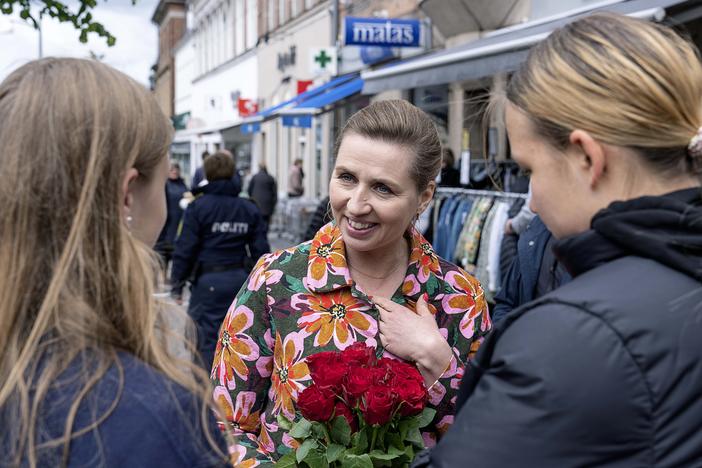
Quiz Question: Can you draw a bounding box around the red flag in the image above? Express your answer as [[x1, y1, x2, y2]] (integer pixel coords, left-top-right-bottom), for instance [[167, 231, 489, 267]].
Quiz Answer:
[[297, 80, 313, 95], [238, 98, 258, 117]]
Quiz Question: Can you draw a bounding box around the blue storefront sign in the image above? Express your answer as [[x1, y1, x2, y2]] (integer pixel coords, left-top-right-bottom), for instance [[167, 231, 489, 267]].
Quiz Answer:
[[344, 17, 421, 48]]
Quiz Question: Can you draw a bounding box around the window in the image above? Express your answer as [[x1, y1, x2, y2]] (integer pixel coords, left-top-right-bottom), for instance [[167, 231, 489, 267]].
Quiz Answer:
[[305, 0, 314, 9], [291, 0, 298, 18], [279, 0, 286, 25], [267, 0, 275, 32], [246, 0, 257, 49], [235, 0, 244, 55]]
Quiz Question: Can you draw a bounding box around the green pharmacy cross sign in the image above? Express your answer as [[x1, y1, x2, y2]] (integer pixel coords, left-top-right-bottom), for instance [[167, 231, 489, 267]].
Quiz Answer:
[[314, 49, 332, 68]]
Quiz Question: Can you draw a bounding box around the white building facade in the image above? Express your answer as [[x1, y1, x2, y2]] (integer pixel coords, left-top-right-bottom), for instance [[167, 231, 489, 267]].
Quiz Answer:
[[173, 0, 259, 181]]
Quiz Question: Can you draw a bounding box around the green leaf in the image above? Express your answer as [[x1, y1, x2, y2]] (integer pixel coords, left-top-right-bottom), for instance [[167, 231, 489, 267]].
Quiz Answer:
[[286, 274, 306, 292], [340, 453, 373, 468], [296, 439, 318, 463], [405, 427, 424, 447], [368, 450, 400, 461], [290, 418, 313, 439], [302, 449, 329, 468], [278, 445, 294, 456], [277, 451, 299, 468], [417, 408, 437, 428], [326, 444, 346, 463], [277, 413, 294, 431], [385, 432, 403, 451], [330, 416, 352, 446], [405, 444, 415, 461], [311, 421, 328, 440]]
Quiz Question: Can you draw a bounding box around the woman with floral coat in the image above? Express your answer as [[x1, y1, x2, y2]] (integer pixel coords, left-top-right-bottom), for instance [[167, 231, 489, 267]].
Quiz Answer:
[[212, 100, 491, 466]]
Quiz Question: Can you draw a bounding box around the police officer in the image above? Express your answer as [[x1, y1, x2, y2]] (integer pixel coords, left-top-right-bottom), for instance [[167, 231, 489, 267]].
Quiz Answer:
[[170, 150, 270, 368]]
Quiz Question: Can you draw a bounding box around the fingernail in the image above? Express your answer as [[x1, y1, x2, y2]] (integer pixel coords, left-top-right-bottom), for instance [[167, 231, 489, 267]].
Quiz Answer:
[[422, 293, 429, 302]]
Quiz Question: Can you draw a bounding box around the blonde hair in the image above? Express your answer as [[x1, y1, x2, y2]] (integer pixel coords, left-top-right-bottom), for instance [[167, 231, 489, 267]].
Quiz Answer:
[[0, 59, 225, 466], [334, 100, 442, 191], [506, 12, 702, 176]]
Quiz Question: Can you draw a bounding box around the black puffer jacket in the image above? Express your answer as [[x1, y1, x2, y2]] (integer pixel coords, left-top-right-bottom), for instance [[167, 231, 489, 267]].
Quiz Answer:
[[416, 188, 702, 467]]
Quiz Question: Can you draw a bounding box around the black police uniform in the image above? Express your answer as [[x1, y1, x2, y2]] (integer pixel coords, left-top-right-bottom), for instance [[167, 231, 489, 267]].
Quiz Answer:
[[171, 179, 270, 368]]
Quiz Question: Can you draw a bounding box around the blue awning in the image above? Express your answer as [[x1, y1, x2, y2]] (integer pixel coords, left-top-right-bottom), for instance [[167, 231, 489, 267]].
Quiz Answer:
[[240, 74, 358, 133], [280, 78, 364, 128]]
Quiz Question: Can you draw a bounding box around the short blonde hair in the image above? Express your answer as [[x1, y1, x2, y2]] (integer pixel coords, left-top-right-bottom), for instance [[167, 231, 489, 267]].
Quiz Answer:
[[507, 12, 702, 176]]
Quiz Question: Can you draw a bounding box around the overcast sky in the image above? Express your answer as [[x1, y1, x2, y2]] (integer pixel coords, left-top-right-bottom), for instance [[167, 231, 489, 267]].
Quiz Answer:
[[0, 0, 160, 86]]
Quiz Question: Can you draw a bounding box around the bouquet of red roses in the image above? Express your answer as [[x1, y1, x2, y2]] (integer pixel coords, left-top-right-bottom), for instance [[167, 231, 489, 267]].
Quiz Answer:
[[276, 342, 436, 468]]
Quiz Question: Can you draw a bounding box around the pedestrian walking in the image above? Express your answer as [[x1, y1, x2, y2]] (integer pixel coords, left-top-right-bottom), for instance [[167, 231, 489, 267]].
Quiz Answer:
[[287, 158, 304, 197], [416, 13, 702, 467], [171, 151, 270, 369], [0, 58, 228, 467], [155, 162, 188, 274], [192, 149, 243, 195], [190, 150, 210, 190], [247, 163, 278, 229], [438, 148, 460, 187]]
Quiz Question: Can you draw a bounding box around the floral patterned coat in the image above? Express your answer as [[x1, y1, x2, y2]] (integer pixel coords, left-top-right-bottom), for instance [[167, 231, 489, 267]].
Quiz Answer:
[[211, 222, 491, 466]]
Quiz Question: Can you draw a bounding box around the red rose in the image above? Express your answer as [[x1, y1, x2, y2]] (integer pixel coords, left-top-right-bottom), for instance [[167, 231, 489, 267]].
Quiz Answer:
[[395, 377, 428, 416], [390, 360, 424, 385], [333, 401, 358, 432], [306, 352, 348, 391], [341, 342, 377, 367], [373, 357, 398, 384], [360, 384, 397, 426], [297, 384, 335, 422], [343, 366, 374, 406]]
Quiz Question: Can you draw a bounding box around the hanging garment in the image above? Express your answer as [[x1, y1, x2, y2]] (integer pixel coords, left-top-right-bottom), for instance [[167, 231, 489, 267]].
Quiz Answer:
[[455, 197, 494, 268], [472, 203, 500, 300], [432, 197, 448, 252], [433, 197, 458, 257], [445, 199, 474, 260], [487, 201, 511, 294]]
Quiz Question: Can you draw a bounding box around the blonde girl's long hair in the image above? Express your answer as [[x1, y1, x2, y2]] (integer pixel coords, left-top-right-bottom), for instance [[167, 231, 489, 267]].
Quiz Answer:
[[506, 12, 702, 178], [0, 58, 225, 466]]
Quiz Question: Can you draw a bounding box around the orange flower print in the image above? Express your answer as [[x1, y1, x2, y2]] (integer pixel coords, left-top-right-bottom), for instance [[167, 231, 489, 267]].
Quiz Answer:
[[230, 444, 259, 468], [297, 290, 378, 349], [256, 415, 278, 455], [441, 270, 489, 339], [408, 233, 442, 283], [213, 387, 260, 436], [212, 304, 260, 390], [270, 332, 310, 419], [306, 224, 349, 290]]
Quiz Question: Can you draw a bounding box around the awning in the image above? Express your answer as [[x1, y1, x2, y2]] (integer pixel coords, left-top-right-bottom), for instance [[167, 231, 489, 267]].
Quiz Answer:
[[241, 74, 358, 133], [362, 0, 699, 93], [279, 78, 364, 128]]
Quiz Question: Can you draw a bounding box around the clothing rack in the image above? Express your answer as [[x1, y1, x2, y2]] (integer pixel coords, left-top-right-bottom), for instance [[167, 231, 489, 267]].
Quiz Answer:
[[436, 187, 528, 201]]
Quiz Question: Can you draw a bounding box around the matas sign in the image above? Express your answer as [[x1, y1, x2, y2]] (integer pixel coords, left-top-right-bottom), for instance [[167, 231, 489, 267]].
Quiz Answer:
[[344, 16, 421, 48]]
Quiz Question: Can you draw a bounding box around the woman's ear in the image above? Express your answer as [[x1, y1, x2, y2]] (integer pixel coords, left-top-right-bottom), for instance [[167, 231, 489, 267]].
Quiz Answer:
[[569, 130, 606, 188], [122, 167, 139, 220], [418, 180, 436, 214]]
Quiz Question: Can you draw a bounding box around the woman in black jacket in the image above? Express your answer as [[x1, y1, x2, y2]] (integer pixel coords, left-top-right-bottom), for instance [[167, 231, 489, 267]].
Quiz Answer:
[[417, 13, 702, 467]]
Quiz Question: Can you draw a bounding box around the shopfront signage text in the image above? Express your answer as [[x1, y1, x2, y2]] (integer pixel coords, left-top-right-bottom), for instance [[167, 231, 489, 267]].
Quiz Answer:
[[278, 45, 297, 72], [344, 17, 420, 48]]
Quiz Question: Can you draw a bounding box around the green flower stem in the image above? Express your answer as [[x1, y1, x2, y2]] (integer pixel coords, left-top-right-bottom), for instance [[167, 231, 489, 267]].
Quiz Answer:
[[370, 426, 379, 452]]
